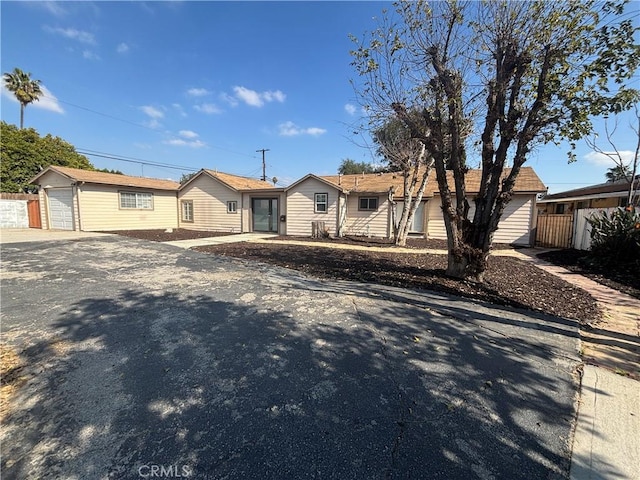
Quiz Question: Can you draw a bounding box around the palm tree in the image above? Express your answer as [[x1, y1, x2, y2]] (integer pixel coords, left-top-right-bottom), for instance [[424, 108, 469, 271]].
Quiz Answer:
[[2, 68, 42, 129], [605, 164, 631, 183]]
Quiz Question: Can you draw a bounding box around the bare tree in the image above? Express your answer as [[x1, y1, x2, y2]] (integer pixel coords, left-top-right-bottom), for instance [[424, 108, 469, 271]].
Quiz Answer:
[[351, 0, 639, 281], [373, 115, 433, 246], [585, 105, 640, 206]]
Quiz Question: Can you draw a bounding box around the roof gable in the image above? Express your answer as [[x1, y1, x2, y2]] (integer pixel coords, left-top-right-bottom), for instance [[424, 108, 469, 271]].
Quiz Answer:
[[285, 174, 346, 193], [31, 166, 180, 191], [179, 169, 277, 192]]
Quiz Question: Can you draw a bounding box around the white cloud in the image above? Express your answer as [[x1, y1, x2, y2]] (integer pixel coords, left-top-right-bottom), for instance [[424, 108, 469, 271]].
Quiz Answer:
[[232, 86, 286, 107], [163, 138, 206, 148], [178, 130, 198, 139], [36, 85, 65, 113], [139, 105, 164, 128], [344, 103, 357, 115], [1, 84, 64, 114], [116, 43, 129, 54], [220, 92, 238, 107], [584, 151, 634, 167], [41, 2, 68, 16], [186, 87, 210, 97], [194, 103, 222, 114], [140, 105, 164, 119], [44, 26, 96, 44], [278, 121, 327, 137], [82, 50, 100, 60]]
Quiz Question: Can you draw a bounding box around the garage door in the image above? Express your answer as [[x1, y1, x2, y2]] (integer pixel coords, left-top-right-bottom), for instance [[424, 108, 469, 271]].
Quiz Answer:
[[48, 189, 74, 230]]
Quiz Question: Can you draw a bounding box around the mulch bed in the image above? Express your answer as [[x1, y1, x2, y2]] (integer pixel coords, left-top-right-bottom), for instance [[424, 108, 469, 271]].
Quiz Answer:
[[195, 242, 600, 324], [102, 229, 235, 242]]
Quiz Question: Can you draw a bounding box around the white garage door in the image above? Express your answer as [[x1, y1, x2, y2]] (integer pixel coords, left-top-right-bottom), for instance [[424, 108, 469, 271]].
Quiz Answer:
[[48, 189, 74, 230]]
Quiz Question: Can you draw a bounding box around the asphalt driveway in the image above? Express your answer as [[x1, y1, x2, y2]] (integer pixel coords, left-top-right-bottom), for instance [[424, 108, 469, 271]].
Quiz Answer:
[[1, 234, 581, 479]]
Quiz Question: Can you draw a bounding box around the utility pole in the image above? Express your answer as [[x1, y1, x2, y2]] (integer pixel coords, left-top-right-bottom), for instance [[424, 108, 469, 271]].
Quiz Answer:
[[256, 148, 270, 181]]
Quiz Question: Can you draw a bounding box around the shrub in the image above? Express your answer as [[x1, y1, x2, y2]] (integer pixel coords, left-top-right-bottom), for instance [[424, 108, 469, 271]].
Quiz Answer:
[[586, 207, 640, 267]]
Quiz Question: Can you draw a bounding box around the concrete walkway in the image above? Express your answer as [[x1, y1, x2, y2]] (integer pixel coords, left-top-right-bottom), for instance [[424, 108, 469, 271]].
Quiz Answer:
[[163, 232, 279, 249]]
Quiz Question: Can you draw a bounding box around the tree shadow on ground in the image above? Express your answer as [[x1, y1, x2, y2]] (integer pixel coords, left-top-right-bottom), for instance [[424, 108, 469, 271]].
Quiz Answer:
[[1, 277, 617, 480]]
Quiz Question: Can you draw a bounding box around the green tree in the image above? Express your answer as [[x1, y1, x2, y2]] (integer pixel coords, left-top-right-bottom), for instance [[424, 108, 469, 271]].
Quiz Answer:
[[3, 68, 43, 129], [351, 0, 639, 281], [338, 158, 381, 175], [606, 165, 632, 183], [1, 121, 94, 193], [180, 172, 198, 184]]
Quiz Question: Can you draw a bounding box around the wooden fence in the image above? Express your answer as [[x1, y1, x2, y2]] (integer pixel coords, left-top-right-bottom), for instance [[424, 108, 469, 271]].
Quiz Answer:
[[535, 214, 573, 248]]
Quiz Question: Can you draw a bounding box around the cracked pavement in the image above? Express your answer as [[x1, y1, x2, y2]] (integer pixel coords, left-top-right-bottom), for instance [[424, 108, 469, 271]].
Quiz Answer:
[[1, 235, 581, 479]]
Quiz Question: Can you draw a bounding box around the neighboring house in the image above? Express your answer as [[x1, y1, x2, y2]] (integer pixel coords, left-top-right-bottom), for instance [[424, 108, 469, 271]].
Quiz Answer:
[[30, 166, 180, 231], [287, 167, 546, 245], [178, 169, 285, 234], [538, 176, 640, 214]]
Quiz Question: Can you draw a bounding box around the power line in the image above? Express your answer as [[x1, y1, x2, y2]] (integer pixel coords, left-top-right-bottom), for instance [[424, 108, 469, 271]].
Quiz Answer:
[[43, 93, 259, 160], [77, 149, 199, 172]]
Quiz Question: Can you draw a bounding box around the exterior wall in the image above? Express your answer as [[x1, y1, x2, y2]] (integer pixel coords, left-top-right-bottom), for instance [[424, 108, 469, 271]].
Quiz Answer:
[[286, 178, 339, 236], [427, 195, 535, 245], [343, 194, 390, 237], [77, 184, 178, 231], [178, 175, 242, 232]]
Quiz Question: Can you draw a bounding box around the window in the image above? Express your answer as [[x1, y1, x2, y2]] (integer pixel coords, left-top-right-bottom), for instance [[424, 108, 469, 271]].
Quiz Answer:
[[181, 200, 193, 222], [227, 201, 238, 213], [119, 192, 153, 210], [555, 204, 566, 214], [314, 193, 328, 213], [359, 197, 379, 211]]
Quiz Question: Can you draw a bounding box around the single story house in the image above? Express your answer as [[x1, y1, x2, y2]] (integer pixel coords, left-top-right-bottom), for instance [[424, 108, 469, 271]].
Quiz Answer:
[[538, 176, 639, 214], [178, 169, 285, 234], [30, 166, 180, 231], [286, 167, 546, 245], [31, 165, 546, 246]]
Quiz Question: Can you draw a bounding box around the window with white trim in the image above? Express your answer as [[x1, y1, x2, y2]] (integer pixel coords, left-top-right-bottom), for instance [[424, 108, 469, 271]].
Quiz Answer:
[[227, 201, 238, 213], [359, 197, 378, 211], [314, 193, 328, 213], [181, 200, 194, 222], [119, 191, 153, 209]]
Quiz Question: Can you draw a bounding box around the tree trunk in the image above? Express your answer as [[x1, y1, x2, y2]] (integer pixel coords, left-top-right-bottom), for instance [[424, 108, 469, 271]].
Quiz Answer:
[[19, 103, 24, 129]]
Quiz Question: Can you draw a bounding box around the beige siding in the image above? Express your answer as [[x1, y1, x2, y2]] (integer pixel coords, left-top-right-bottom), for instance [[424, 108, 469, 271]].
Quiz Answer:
[[77, 185, 178, 231], [427, 195, 534, 245], [493, 196, 534, 245], [344, 195, 390, 237], [286, 178, 339, 236], [178, 176, 242, 232]]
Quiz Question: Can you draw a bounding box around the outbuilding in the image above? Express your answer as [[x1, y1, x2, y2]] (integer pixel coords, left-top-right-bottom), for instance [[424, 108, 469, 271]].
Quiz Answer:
[[30, 166, 180, 231]]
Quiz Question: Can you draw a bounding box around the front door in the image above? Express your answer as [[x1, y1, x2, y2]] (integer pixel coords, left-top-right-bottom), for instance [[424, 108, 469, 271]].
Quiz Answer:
[[252, 198, 278, 232]]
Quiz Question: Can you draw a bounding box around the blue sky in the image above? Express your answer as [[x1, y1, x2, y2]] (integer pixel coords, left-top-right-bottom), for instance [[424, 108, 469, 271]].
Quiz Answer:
[[1, 1, 638, 193]]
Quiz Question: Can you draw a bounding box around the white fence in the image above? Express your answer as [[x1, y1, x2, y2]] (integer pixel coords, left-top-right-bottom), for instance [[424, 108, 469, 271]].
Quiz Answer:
[[0, 200, 29, 229], [573, 207, 639, 251]]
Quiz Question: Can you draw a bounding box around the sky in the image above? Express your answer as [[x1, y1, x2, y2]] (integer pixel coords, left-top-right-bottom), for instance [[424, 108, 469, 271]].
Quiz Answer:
[[1, 1, 638, 193]]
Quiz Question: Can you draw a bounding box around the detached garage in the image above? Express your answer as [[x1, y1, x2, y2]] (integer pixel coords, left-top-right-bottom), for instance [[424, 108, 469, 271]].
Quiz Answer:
[[31, 166, 180, 231]]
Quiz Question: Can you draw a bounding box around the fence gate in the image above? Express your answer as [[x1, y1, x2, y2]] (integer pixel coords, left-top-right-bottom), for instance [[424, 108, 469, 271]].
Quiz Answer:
[[536, 214, 574, 248]]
